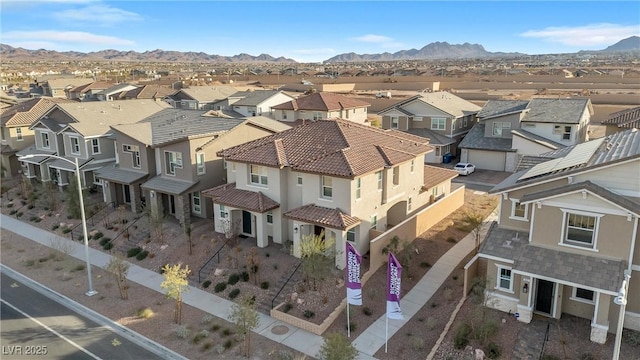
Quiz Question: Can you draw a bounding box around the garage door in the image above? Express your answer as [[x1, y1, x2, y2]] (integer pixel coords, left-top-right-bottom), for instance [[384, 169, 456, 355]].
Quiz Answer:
[[467, 150, 506, 171]]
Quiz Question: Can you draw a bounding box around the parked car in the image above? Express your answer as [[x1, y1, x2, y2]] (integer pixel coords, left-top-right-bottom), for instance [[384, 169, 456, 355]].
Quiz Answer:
[[454, 162, 475, 176], [376, 91, 391, 99]]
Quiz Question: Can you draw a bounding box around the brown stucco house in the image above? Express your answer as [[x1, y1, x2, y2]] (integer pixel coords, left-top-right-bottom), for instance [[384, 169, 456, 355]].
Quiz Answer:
[[271, 92, 371, 124]]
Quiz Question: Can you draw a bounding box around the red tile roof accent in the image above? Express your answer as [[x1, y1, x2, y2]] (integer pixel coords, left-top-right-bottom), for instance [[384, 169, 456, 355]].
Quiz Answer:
[[422, 165, 459, 190], [272, 92, 370, 111], [284, 204, 361, 230], [201, 183, 279, 213], [219, 119, 432, 178]]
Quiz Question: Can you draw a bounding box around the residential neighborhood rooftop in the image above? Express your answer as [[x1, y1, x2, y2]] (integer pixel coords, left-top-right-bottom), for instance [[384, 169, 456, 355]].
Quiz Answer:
[[272, 92, 370, 111], [522, 98, 592, 124], [1, 97, 74, 127], [601, 106, 640, 129], [457, 123, 515, 151]]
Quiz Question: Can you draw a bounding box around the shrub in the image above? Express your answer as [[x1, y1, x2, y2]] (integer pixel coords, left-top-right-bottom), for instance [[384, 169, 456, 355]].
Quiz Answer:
[[175, 325, 190, 339], [282, 303, 293, 313], [61, 228, 71, 234], [411, 337, 425, 350], [486, 342, 501, 359], [443, 287, 454, 302], [303, 310, 315, 319], [99, 237, 111, 246], [93, 232, 103, 240], [227, 273, 240, 285], [214, 282, 227, 293], [201, 314, 214, 324], [102, 242, 113, 251], [363, 307, 373, 316], [453, 323, 471, 349], [228, 288, 240, 299], [127, 247, 142, 258], [210, 324, 221, 332], [220, 328, 232, 337], [9, 210, 17, 215], [420, 261, 431, 268], [202, 280, 212, 289], [201, 342, 213, 352], [136, 250, 149, 261], [260, 281, 270, 289], [345, 321, 357, 331], [73, 264, 85, 272], [6, 203, 13, 208], [623, 329, 640, 346], [447, 237, 457, 243], [223, 339, 233, 349], [191, 330, 209, 345], [38, 257, 49, 263], [137, 307, 155, 319], [452, 275, 459, 281], [240, 271, 249, 282]]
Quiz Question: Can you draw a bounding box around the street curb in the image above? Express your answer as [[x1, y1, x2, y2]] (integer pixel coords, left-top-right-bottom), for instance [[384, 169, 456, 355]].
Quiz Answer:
[[1, 264, 188, 360]]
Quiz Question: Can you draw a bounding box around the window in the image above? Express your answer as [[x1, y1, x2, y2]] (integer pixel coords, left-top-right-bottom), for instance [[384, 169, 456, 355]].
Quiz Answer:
[[223, 159, 227, 169], [196, 153, 205, 175], [355, 178, 361, 199], [70, 137, 81, 154], [390, 116, 399, 129], [123, 144, 140, 168], [510, 200, 528, 220], [313, 112, 322, 121], [492, 122, 511, 136], [392, 166, 399, 186], [192, 192, 201, 214], [408, 196, 412, 211], [16, 127, 23, 141], [133, 150, 141, 168], [250, 165, 268, 186], [431, 117, 446, 130], [563, 212, 599, 248], [376, 171, 383, 190], [91, 139, 100, 154], [497, 266, 513, 292], [164, 151, 183, 175], [346, 228, 356, 243], [219, 205, 227, 219], [413, 116, 422, 122], [562, 126, 572, 141], [452, 119, 456, 131], [322, 176, 333, 199], [282, 112, 288, 120], [370, 215, 377, 230], [41, 132, 49, 148], [296, 174, 303, 186], [432, 186, 439, 197], [266, 211, 273, 224], [410, 160, 415, 173], [463, 118, 468, 127], [572, 287, 594, 303]]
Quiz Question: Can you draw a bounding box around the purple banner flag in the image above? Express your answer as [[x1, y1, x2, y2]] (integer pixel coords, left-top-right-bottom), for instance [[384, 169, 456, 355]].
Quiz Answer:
[[346, 242, 362, 305], [386, 252, 403, 320]]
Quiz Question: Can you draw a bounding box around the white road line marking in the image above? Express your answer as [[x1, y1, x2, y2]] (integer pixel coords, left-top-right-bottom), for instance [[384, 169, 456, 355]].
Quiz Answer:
[[0, 298, 102, 360]]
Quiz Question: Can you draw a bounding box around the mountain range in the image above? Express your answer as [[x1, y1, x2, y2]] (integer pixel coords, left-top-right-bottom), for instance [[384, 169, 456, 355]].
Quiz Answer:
[[1, 36, 638, 63]]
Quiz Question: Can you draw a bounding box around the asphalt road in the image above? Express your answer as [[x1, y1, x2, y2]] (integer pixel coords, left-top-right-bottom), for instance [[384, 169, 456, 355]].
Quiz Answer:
[[0, 272, 164, 360]]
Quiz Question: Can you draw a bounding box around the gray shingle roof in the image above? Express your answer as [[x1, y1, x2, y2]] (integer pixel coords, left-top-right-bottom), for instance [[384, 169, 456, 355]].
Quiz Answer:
[[47, 156, 93, 171], [522, 98, 591, 124], [141, 176, 198, 195], [477, 100, 529, 119], [406, 128, 456, 146], [511, 129, 566, 150], [95, 166, 148, 184], [232, 90, 285, 106], [458, 123, 515, 151]]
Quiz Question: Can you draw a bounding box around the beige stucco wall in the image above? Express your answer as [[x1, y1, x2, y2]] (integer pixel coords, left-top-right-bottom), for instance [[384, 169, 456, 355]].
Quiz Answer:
[[114, 133, 153, 174], [574, 160, 640, 196], [483, 112, 522, 138]]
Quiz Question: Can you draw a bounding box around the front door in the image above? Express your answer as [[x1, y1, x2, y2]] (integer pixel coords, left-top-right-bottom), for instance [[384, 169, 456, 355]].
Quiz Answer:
[[169, 195, 176, 215], [242, 210, 252, 235], [123, 184, 131, 204], [535, 279, 555, 315]]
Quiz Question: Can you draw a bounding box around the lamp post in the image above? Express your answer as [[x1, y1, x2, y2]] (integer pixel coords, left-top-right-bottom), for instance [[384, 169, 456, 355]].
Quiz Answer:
[[612, 270, 631, 360], [19, 154, 97, 296]]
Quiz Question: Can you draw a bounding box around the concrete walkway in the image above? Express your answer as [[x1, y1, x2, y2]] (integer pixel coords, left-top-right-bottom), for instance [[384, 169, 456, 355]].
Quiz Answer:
[[1, 211, 495, 360], [352, 212, 497, 357]]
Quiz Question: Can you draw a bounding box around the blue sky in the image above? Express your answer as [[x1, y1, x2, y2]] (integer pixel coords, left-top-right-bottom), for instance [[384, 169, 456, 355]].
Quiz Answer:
[[1, 1, 639, 62]]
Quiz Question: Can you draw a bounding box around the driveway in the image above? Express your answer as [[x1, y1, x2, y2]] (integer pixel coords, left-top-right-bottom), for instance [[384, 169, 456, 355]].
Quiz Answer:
[[431, 162, 513, 192]]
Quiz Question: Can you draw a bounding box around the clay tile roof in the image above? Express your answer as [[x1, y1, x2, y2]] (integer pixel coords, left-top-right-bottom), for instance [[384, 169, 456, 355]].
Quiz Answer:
[[272, 92, 370, 111], [284, 204, 361, 230], [422, 165, 459, 189], [1, 97, 75, 127], [202, 183, 279, 213], [219, 119, 432, 178]]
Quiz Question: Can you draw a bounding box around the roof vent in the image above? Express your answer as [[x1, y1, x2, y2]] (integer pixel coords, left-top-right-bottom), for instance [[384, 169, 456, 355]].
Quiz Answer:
[[502, 240, 513, 248]]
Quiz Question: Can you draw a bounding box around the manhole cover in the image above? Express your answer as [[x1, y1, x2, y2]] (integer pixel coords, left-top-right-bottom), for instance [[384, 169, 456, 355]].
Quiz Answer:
[[271, 325, 289, 335]]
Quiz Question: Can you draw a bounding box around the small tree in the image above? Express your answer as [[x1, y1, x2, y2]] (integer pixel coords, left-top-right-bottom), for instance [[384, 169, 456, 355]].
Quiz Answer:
[[44, 181, 57, 212], [161, 264, 190, 324], [318, 332, 358, 360], [184, 224, 193, 255], [300, 231, 335, 290], [246, 247, 260, 285], [66, 177, 84, 219], [106, 255, 130, 300], [228, 296, 260, 358], [148, 209, 165, 244], [381, 236, 415, 278], [463, 210, 485, 254]]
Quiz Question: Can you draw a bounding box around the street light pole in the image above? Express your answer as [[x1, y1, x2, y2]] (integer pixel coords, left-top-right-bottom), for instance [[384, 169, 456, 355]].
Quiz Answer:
[[19, 154, 97, 296]]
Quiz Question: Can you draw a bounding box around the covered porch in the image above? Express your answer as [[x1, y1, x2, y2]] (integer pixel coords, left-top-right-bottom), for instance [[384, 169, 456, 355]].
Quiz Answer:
[[95, 166, 148, 213], [141, 176, 198, 230]]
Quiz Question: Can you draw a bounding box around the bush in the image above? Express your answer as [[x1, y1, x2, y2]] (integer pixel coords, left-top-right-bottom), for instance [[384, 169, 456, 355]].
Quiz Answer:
[[93, 232, 103, 240], [136, 250, 149, 261], [137, 307, 155, 319], [202, 280, 212, 289], [486, 342, 501, 359], [9, 210, 17, 215], [363, 306, 373, 316], [175, 325, 190, 339], [282, 303, 293, 313], [191, 330, 209, 345], [99, 237, 111, 246], [102, 242, 113, 251], [420, 261, 431, 268], [201, 314, 214, 324], [454, 323, 471, 349], [214, 282, 227, 293], [220, 328, 232, 337], [240, 271, 250, 282], [228, 288, 240, 299], [623, 329, 640, 346], [260, 281, 270, 289], [61, 228, 71, 234], [223, 339, 233, 350], [127, 247, 142, 258], [227, 273, 240, 285], [303, 310, 315, 319], [210, 324, 221, 332]]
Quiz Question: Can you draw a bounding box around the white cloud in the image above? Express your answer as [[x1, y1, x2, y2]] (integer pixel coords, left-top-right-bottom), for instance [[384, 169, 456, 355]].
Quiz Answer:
[[53, 4, 142, 25], [350, 34, 394, 43], [521, 23, 640, 47], [292, 48, 336, 55], [3, 30, 135, 46]]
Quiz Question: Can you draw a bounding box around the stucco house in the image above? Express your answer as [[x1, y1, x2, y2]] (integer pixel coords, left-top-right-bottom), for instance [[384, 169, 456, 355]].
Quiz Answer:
[[212, 90, 294, 117], [97, 109, 290, 229], [203, 118, 459, 268], [95, 83, 139, 101], [378, 91, 481, 163], [66, 81, 114, 101], [1, 97, 74, 178], [17, 100, 171, 189], [459, 98, 593, 172], [165, 86, 238, 110], [474, 129, 640, 344], [271, 92, 370, 124]]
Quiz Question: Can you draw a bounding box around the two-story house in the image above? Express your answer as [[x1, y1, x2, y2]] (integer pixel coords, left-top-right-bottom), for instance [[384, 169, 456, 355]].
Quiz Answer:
[[119, 85, 177, 101], [165, 86, 237, 110], [212, 90, 294, 117], [458, 98, 593, 172], [475, 129, 640, 344], [378, 91, 481, 163], [204, 119, 459, 268], [98, 109, 290, 229], [95, 83, 139, 101], [17, 100, 171, 188], [65, 81, 114, 101], [1, 97, 74, 178], [271, 92, 370, 124], [39, 78, 91, 98]]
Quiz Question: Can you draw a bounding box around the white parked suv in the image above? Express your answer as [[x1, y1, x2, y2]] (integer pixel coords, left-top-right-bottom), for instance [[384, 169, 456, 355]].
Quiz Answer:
[[454, 162, 476, 176]]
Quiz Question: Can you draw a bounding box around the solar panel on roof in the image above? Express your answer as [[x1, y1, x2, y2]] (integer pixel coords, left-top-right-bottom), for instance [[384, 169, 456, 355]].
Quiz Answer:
[[519, 138, 604, 181]]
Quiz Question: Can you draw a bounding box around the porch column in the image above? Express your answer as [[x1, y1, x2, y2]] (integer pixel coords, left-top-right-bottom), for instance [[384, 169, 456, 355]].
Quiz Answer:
[[103, 180, 117, 205], [590, 292, 610, 344], [292, 221, 302, 258], [255, 214, 267, 248], [175, 194, 191, 230], [149, 190, 163, 220], [130, 183, 142, 214], [516, 276, 533, 323], [335, 231, 346, 270]]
